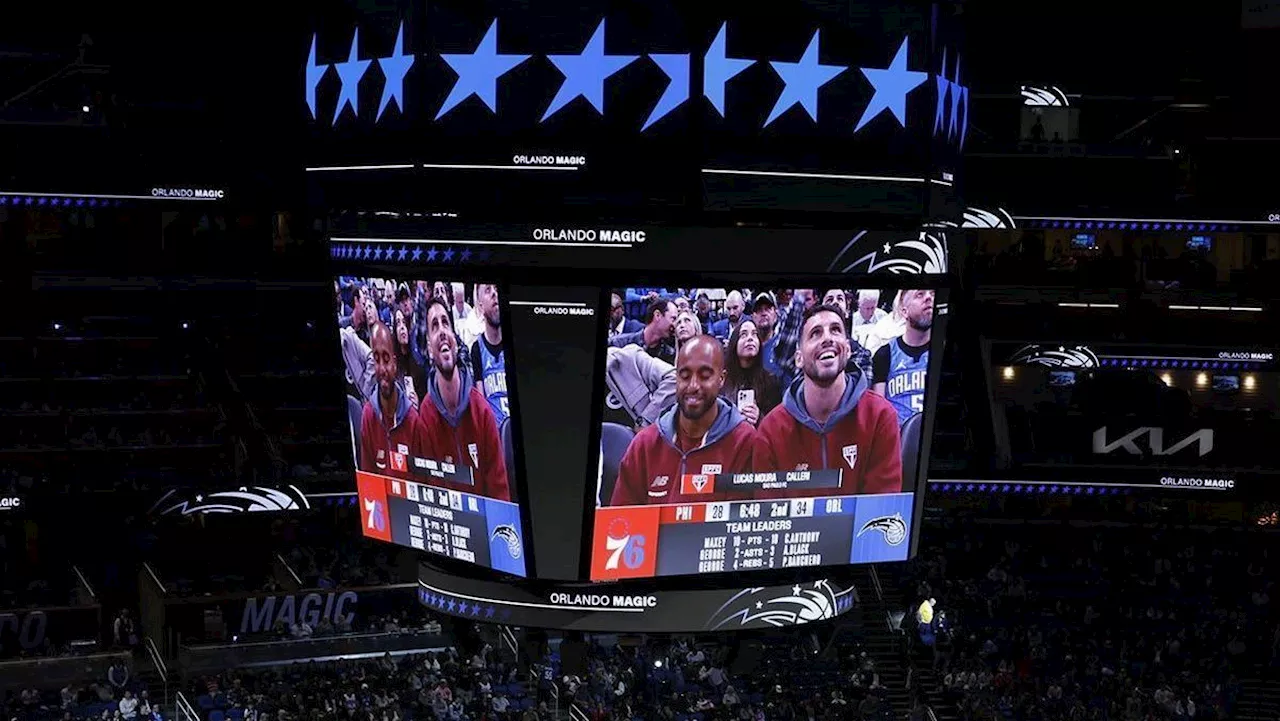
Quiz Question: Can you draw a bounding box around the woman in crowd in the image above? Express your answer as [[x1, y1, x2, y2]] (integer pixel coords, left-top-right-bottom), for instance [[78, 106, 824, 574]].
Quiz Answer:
[[721, 319, 782, 427], [393, 309, 426, 408], [673, 310, 703, 354]]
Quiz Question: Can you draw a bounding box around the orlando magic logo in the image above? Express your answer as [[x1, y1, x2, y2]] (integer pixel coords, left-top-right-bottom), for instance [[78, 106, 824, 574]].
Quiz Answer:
[[491, 524, 522, 559], [1008, 344, 1099, 369], [857, 513, 907, 546]]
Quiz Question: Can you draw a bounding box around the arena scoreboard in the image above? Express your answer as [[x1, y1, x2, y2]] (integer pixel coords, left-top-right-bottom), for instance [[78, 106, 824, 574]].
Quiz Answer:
[[314, 0, 962, 631]]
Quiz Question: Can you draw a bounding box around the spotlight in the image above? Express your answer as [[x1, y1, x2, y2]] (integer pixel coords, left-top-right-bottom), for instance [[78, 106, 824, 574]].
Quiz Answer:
[[1243, 375, 1256, 390], [181, 322, 190, 330], [1160, 373, 1173, 386], [1195, 373, 1208, 387], [81, 105, 90, 113], [1001, 367, 1015, 380], [653, 660, 663, 669], [52, 322, 62, 331]]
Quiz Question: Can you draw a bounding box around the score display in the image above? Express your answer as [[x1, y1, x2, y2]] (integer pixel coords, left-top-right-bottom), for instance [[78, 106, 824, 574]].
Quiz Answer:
[[591, 493, 912, 580], [358, 471, 527, 576]]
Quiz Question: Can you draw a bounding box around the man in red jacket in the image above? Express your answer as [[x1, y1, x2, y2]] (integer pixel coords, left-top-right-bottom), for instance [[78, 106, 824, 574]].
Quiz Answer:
[[416, 298, 511, 501], [610, 335, 755, 506], [753, 304, 902, 498], [359, 321, 421, 479]]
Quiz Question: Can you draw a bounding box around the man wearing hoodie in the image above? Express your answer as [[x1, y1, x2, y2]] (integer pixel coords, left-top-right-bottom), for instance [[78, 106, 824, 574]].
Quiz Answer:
[[610, 335, 755, 506], [359, 322, 421, 480], [753, 304, 902, 497], [416, 298, 511, 501]]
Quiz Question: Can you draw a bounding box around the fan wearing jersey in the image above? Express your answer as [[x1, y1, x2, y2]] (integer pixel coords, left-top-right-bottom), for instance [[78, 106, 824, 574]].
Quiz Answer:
[[417, 298, 511, 502], [872, 289, 933, 427], [610, 335, 756, 506], [470, 283, 509, 424]]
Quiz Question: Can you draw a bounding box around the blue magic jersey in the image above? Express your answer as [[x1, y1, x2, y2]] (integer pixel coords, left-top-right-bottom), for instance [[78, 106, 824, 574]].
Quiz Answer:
[[880, 337, 929, 426], [472, 337, 509, 423]]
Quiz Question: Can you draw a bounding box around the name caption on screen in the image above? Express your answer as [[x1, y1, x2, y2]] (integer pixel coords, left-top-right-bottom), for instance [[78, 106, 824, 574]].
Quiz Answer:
[[548, 593, 658, 608], [532, 305, 594, 317]]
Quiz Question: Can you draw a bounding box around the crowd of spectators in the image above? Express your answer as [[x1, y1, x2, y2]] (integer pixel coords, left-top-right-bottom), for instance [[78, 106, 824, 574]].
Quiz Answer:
[[907, 521, 1274, 720], [189, 645, 534, 721], [1, 659, 157, 721]]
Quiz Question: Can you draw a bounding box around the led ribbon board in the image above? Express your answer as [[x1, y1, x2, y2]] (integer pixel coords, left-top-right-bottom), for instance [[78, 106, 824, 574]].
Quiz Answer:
[[303, 0, 965, 214]]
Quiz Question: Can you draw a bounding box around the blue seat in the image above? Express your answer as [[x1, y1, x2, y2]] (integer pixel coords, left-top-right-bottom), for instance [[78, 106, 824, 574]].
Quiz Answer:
[[210, 711, 226, 721], [198, 695, 216, 710]]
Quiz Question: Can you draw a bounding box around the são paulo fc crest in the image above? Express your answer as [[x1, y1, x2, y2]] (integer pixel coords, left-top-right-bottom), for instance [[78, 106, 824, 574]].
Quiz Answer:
[[842, 444, 859, 469], [857, 513, 907, 546]]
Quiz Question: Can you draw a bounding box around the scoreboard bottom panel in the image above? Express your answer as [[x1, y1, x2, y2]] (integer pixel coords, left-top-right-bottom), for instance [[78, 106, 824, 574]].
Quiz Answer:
[[591, 493, 913, 581], [357, 470, 528, 577]]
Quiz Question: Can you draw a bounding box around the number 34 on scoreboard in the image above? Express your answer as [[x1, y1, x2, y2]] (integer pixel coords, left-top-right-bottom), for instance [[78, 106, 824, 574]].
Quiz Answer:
[[591, 507, 662, 580]]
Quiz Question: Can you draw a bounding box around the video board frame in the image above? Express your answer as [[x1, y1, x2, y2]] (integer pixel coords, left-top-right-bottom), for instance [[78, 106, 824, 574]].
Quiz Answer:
[[332, 225, 952, 586]]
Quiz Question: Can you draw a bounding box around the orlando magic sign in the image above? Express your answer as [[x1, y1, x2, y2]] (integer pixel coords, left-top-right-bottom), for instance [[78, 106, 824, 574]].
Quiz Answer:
[[304, 0, 964, 214]]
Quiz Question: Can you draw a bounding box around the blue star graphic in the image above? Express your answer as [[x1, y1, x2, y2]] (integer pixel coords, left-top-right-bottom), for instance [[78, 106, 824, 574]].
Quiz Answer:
[[703, 23, 754, 117], [411, 247, 423, 262], [854, 36, 927, 132], [372, 245, 384, 260], [446, 599, 456, 612], [426, 247, 439, 262], [470, 603, 482, 616], [642, 54, 689, 131], [398, 245, 409, 261], [362, 245, 373, 260], [484, 606, 495, 619], [949, 55, 969, 147], [458, 602, 470, 615], [442, 247, 456, 263], [305, 34, 331, 120], [437, 19, 530, 120], [542, 20, 638, 122], [376, 22, 414, 121], [933, 50, 953, 136], [460, 248, 473, 263], [333, 29, 372, 125], [764, 30, 846, 127]]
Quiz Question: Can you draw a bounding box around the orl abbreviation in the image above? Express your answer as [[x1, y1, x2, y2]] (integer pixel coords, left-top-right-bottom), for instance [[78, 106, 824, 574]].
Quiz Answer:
[[240, 591, 357, 634]]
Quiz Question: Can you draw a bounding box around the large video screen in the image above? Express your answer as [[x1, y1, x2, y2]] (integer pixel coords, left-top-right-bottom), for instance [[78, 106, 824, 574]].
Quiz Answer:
[[337, 276, 527, 576], [590, 286, 939, 580]]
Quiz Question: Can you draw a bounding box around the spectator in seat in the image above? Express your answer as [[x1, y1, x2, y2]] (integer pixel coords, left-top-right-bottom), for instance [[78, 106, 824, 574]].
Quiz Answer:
[[119, 691, 138, 720], [611, 298, 677, 365], [416, 299, 510, 501], [608, 293, 643, 340], [752, 305, 902, 496], [358, 322, 421, 480]]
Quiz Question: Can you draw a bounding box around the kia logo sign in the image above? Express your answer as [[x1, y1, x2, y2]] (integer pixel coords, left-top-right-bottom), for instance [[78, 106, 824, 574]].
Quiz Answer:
[[0, 497, 21, 510], [1093, 427, 1214, 457]]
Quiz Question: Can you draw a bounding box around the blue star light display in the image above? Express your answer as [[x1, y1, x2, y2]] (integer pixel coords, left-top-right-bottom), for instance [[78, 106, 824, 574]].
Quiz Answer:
[[333, 29, 372, 124], [376, 23, 414, 120], [855, 36, 928, 132], [703, 22, 754, 117], [642, 53, 690, 130], [764, 30, 846, 127], [932, 48, 968, 147], [437, 19, 530, 120], [308, 19, 970, 147], [305, 34, 331, 119], [541, 20, 639, 122]]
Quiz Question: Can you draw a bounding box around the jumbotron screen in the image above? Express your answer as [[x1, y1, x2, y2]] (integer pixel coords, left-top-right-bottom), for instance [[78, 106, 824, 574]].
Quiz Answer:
[[590, 286, 938, 580], [337, 276, 527, 577]]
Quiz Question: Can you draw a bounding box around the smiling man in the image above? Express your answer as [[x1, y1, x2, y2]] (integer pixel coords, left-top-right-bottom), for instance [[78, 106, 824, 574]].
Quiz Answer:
[[753, 304, 902, 497], [609, 335, 755, 506], [358, 321, 421, 479], [416, 298, 511, 501]]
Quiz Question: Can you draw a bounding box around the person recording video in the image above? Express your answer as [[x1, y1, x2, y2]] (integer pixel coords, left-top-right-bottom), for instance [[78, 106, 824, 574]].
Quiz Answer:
[[753, 304, 903, 497]]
